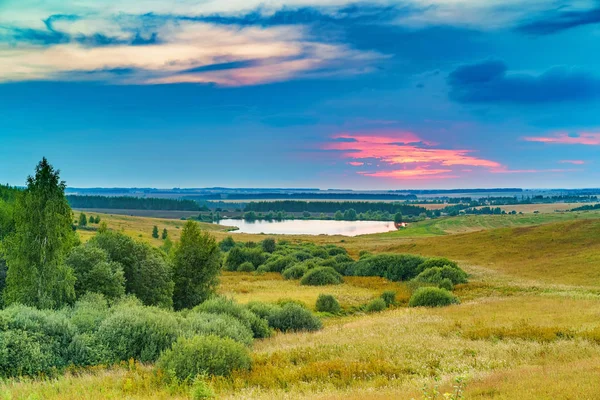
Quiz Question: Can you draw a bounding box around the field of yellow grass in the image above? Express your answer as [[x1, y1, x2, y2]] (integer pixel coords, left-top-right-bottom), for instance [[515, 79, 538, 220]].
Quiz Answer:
[[7, 211, 600, 399]]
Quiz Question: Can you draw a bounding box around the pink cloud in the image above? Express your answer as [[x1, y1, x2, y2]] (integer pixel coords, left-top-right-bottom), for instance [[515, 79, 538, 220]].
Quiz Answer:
[[491, 168, 579, 174], [560, 160, 585, 165], [522, 132, 600, 145], [323, 131, 503, 180]]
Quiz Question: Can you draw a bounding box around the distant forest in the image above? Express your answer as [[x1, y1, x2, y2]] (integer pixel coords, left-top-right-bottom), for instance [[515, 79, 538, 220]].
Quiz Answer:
[[244, 201, 427, 216], [186, 193, 418, 201], [67, 195, 201, 211]]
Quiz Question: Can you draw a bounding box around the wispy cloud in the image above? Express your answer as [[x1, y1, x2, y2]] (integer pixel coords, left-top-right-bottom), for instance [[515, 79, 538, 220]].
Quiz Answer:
[[322, 131, 503, 180], [560, 160, 586, 165], [523, 132, 600, 145]]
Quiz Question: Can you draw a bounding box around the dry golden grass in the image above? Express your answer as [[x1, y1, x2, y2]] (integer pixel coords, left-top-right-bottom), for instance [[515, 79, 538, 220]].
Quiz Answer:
[[475, 202, 599, 214], [218, 272, 410, 309]]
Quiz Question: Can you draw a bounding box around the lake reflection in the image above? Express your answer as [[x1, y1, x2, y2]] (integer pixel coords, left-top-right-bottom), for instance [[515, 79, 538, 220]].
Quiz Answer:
[[214, 219, 397, 236]]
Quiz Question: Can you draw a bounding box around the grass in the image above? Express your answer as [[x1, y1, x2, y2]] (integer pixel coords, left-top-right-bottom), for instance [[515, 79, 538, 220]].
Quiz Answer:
[[6, 210, 600, 399], [218, 272, 410, 309]]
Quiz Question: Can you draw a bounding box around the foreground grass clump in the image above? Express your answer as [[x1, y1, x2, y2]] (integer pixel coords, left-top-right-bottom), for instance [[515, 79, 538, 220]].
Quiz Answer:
[[408, 287, 459, 307], [300, 267, 343, 286], [157, 335, 251, 380]]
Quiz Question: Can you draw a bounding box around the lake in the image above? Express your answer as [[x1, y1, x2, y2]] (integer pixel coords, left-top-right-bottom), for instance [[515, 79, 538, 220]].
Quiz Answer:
[[214, 219, 397, 236]]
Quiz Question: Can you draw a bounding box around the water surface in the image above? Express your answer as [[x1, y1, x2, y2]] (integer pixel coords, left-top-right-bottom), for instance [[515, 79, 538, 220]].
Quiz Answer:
[[214, 219, 397, 236]]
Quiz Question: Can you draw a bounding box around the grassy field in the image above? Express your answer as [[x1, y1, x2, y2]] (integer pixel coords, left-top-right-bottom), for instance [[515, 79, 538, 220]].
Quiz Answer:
[[6, 210, 600, 399], [474, 202, 599, 214]]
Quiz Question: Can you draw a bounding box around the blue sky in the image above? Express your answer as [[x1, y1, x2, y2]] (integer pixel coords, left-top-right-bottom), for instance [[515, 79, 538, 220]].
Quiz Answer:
[[1, 0, 599, 189]]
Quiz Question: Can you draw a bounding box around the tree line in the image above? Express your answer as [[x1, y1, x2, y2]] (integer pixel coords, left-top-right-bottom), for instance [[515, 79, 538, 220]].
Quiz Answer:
[[244, 201, 427, 216], [67, 195, 201, 211]]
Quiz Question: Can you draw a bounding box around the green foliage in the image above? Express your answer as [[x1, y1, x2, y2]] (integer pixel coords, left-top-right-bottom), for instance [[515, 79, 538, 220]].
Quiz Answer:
[[267, 303, 323, 332], [282, 264, 308, 280], [195, 297, 270, 339], [182, 312, 253, 346], [292, 250, 313, 261], [67, 195, 200, 211], [237, 261, 255, 272], [162, 228, 168, 240], [346, 254, 426, 282], [89, 232, 174, 308], [408, 287, 459, 308], [394, 212, 403, 224], [300, 267, 343, 286], [66, 245, 125, 300], [417, 257, 460, 274], [245, 301, 279, 320], [172, 221, 221, 311], [381, 290, 397, 307], [261, 238, 276, 253], [219, 236, 236, 252], [157, 335, 251, 380], [97, 305, 179, 363], [365, 298, 387, 312], [414, 265, 468, 286], [191, 375, 215, 399], [78, 213, 88, 227], [225, 246, 266, 271], [69, 293, 110, 333], [3, 158, 77, 309], [262, 255, 295, 273], [315, 294, 341, 313], [0, 329, 57, 378], [439, 278, 454, 291], [152, 225, 159, 239]]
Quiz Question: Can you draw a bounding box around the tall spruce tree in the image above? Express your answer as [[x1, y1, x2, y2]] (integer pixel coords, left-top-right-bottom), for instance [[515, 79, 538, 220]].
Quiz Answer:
[[172, 220, 221, 310], [152, 225, 159, 238], [3, 158, 77, 308]]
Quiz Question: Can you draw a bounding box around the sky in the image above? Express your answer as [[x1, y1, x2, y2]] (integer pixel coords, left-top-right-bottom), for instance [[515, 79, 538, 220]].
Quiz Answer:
[[1, 0, 600, 189]]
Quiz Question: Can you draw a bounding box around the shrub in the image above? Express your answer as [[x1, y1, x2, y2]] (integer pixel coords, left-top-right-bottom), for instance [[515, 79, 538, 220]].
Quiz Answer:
[[96, 306, 179, 363], [262, 255, 295, 273], [408, 287, 459, 308], [261, 238, 276, 253], [224, 247, 245, 271], [195, 297, 270, 339], [157, 335, 251, 380], [183, 312, 253, 346], [417, 257, 459, 274], [267, 303, 322, 332], [0, 304, 76, 367], [365, 298, 387, 313], [439, 278, 454, 291], [67, 333, 109, 366], [237, 262, 255, 272], [70, 293, 110, 333], [292, 251, 313, 262], [0, 329, 57, 377], [300, 267, 343, 286], [333, 254, 353, 264], [381, 290, 396, 307], [310, 247, 329, 258], [191, 376, 215, 399], [245, 301, 279, 320], [282, 264, 308, 280], [327, 246, 348, 256], [219, 236, 236, 252], [346, 254, 426, 281], [317, 258, 338, 268], [414, 265, 467, 286], [315, 294, 341, 314]]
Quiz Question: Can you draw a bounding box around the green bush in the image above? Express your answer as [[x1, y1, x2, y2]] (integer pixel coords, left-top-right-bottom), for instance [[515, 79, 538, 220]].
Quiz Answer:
[[157, 335, 251, 380], [224, 247, 245, 271], [183, 312, 253, 346], [69, 293, 110, 333], [261, 255, 295, 273], [292, 251, 313, 262], [346, 254, 426, 281], [219, 236, 236, 252], [237, 262, 255, 272], [245, 301, 279, 320], [0, 304, 75, 367], [195, 297, 270, 339], [327, 246, 348, 256], [300, 267, 343, 286], [408, 287, 459, 308], [439, 278, 454, 291], [67, 332, 109, 366], [310, 247, 329, 258], [66, 245, 125, 300], [417, 257, 459, 274], [96, 306, 179, 363], [191, 376, 215, 399], [282, 264, 308, 280], [365, 298, 387, 313], [380, 290, 396, 307], [414, 265, 467, 286], [317, 258, 338, 268], [0, 329, 57, 377], [267, 303, 322, 332], [315, 294, 341, 314], [261, 238, 276, 253]]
